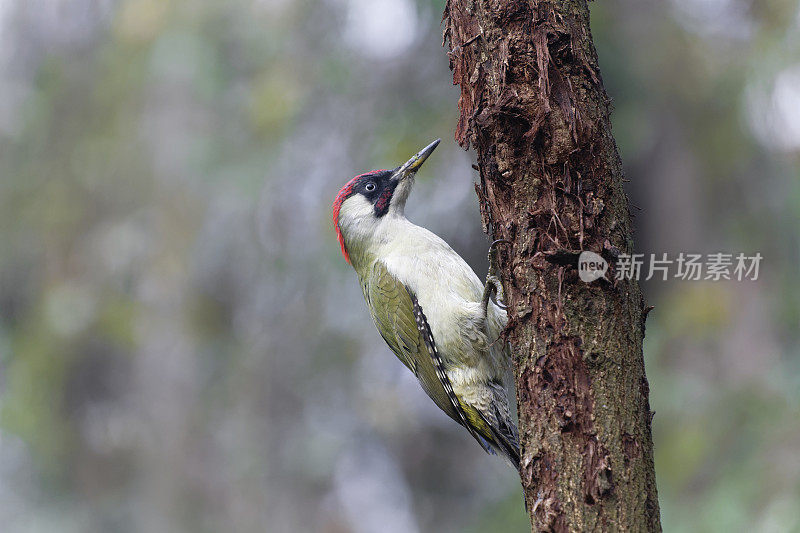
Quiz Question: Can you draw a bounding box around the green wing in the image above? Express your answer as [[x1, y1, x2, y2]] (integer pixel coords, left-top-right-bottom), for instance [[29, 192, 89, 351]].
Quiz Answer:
[[362, 260, 462, 425], [362, 261, 520, 465]]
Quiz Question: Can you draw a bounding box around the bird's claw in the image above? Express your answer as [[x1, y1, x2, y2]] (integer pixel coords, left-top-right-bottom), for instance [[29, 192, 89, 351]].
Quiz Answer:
[[486, 275, 507, 310], [482, 239, 511, 314], [489, 239, 511, 251]]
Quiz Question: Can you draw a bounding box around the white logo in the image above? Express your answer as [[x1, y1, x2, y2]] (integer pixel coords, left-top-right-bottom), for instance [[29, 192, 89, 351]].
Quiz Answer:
[[578, 251, 608, 283]]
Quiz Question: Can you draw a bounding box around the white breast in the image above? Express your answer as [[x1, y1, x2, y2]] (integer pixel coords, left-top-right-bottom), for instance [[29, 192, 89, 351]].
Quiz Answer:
[[375, 217, 506, 374]]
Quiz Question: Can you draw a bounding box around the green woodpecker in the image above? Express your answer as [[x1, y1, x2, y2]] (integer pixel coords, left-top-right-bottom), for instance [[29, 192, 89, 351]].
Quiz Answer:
[[333, 139, 519, 468]]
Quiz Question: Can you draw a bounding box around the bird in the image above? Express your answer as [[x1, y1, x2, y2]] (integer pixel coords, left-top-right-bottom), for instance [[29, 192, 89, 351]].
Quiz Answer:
[[332, 139, 520, 468]]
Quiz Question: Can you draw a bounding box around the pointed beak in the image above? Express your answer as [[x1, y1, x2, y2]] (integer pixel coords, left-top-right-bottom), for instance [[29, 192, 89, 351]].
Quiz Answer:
[[392, 139, 440, 182]]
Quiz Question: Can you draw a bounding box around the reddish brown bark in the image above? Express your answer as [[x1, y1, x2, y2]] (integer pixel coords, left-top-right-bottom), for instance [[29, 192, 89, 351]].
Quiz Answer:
[[443, 1, 661, 531]]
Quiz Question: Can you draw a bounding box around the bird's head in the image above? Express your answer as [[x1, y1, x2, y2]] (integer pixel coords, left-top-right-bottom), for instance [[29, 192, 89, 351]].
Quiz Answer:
[[333, 139, 440, 264]]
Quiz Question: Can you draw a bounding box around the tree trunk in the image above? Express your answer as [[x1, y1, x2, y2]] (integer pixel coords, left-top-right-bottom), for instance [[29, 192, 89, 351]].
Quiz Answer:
[[443, 1, 661, 531]]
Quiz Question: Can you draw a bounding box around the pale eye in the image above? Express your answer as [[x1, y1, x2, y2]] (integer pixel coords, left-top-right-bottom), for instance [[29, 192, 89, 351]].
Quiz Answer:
[[365, 182, 376, 192]]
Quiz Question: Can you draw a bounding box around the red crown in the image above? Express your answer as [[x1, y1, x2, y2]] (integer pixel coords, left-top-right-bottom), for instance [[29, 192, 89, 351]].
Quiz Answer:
[[332, 170, 386, 264]]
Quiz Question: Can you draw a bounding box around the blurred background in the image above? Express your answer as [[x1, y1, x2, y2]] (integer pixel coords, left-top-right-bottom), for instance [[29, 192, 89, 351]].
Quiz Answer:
[[0, 0, 798, 531]]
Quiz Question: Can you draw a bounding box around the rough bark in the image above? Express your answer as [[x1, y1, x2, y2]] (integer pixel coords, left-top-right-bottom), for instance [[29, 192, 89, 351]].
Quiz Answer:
[[443, 1, 661, 531]]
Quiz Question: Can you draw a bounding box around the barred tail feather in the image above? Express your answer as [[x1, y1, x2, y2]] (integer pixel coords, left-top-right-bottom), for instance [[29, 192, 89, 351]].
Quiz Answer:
[[474, 409, 520, 469], [458, 398, 520, 469]]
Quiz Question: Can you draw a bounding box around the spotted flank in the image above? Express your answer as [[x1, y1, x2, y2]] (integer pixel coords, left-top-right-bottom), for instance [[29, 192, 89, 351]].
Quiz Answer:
[[409, 292, 518, 463]]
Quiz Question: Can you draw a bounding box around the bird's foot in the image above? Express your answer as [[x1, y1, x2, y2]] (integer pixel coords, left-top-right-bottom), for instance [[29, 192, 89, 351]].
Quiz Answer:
[[482, 239, 510, 314]]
